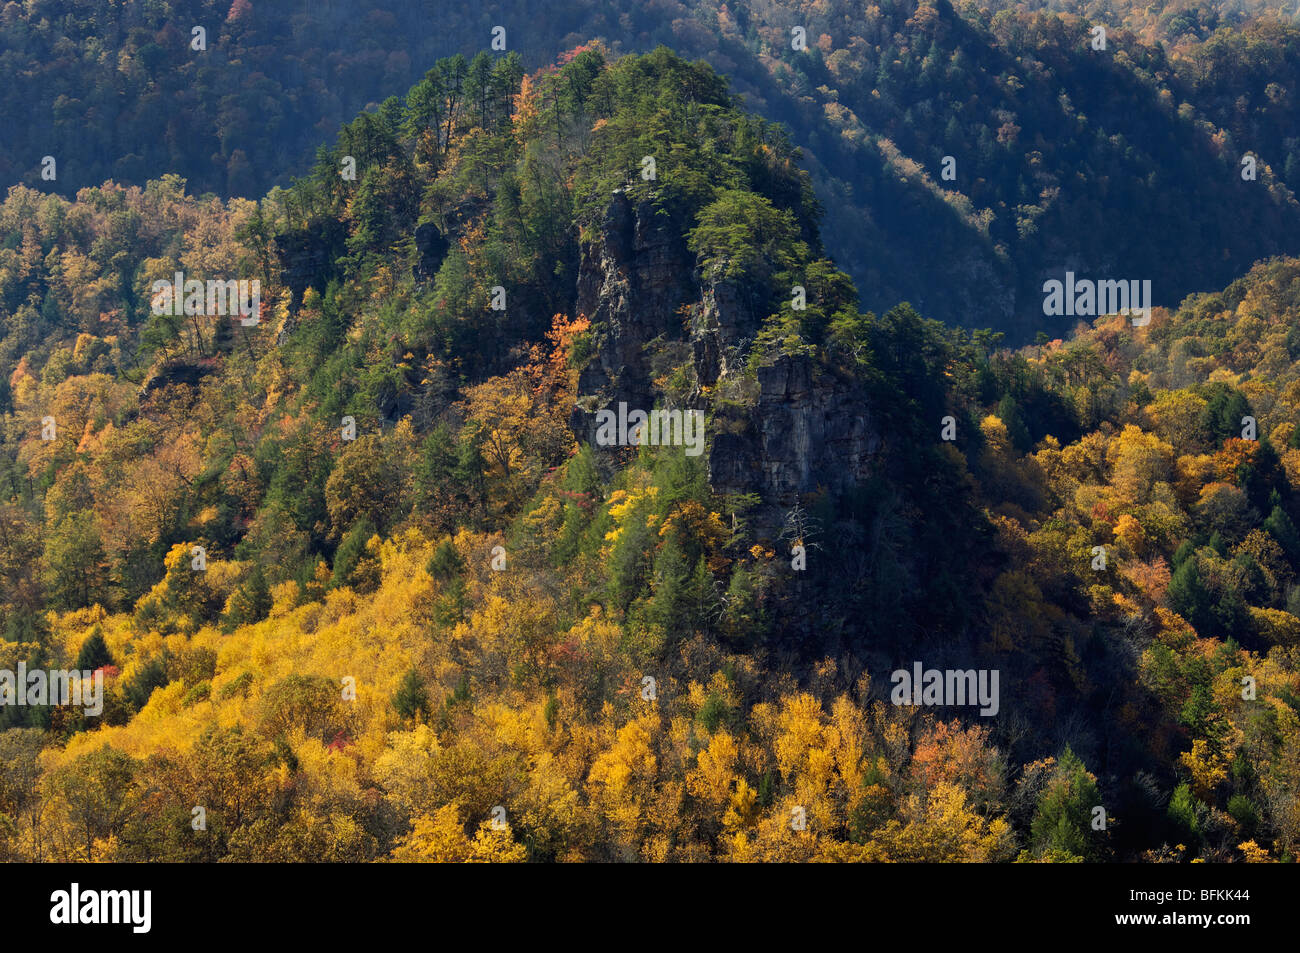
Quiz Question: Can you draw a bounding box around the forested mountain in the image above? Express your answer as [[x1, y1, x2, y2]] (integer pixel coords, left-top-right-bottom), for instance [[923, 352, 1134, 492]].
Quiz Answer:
[[6, 0, 1300, 339], [0, 44, 1296, 862]]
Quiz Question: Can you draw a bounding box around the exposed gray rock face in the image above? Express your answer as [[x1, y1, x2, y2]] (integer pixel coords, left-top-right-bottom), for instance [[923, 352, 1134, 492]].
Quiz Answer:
[[573, 190, 881, 532], [272, 219, 346, 313], [573, 189, 697, 437], [413, 222, 449, 284], [708, 354, 879, 509], [692, 279, 760, 387]]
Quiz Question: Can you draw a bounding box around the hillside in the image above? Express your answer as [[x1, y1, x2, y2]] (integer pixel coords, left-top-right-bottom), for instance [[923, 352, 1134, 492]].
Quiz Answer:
[[976, 0, 1289, 44], [7, 0, 1300, 340], [0, 47, 1297, 863]]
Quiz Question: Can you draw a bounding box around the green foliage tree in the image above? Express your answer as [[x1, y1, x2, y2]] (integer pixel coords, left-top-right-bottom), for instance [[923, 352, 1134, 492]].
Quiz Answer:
[[1028, 747, 1103, 861], [74, 630, 113, 672], [393, 669, 429, 723], [1166, 782, 1203, 845]]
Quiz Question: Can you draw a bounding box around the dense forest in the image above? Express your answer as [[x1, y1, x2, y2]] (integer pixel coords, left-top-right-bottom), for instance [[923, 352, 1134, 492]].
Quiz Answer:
[[980, 0, 1290, 44], [0, 39, 1297, 862], [6, 0, 1300, 338]]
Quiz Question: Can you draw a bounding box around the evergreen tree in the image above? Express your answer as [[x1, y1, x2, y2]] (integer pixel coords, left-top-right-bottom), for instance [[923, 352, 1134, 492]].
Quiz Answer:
[[1264, 505, 1300, 561], [1166, 782, 1203, 846], [392, 668, 429, 722], [1029, 747, 1103, 861], [75, 629, 113, 672], [1168, 556, 1210, 631]]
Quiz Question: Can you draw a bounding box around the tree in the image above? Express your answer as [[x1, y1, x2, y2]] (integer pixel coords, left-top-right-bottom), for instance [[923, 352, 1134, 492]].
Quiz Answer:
[[1028, 747, 1103, 861], [1200, 383, 1252, 445], [863, 782, 1014, 862], [75, 630, 113, 672], [1167, 782, 1203, 846], [222, 563, 272, 631], [132, 543, 218, 635], [393, 668, 429, 723], [1264, 505, 1300, 561], [426, 539, 464, 581], [1180, 738, 1228, 800], [51, 746, 139, 860], [1106, 425, 1174, 506], [1147, 389, 1209, 450], [391, 804, 526, 862], [330, 518, 380, 593], [188, 725, 277, 843], [1169, 556, 1212, 634], [458, 344, 576, 514], [0, 728, 46, 860], [687, 189, 806, 290], [257, 674, 351, 744], [997, 393, 1032, 452], [44, 513, 109, 610], [324, 435, 406, 540]]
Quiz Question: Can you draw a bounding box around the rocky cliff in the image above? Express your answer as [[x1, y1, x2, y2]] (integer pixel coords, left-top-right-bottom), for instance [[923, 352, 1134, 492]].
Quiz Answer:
[[573, 189, 697, 424], [273, 218, 348, 314], [573, 188, 881, 532]]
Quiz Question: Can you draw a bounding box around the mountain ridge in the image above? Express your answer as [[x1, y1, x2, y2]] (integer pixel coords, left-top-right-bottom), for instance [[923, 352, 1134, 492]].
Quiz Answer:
[[0, 37, 1297, 865], [8, 0, 1300, 339]]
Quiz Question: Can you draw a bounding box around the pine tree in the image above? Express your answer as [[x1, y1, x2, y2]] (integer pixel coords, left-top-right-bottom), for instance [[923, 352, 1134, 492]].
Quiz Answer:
[[1168, 555, 1210, 631], [1166, 782, 1203, 845], [1264, 505, 1300, 561], [75, 629, 113, 671], [426, 539, 465, 581], [393, 668, 429, 723], [1029, 747, 1102, 861]]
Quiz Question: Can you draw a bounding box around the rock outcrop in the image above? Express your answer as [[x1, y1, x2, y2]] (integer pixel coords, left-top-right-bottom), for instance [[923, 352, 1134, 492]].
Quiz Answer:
[[572, 188, 698, 437], [139, 357, 216, 398], [413, 221, 449, 284], [708, 354, 879, 507], [572, 190, 881, 533], [273, 218, 347, 313]]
